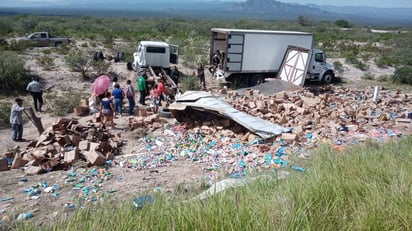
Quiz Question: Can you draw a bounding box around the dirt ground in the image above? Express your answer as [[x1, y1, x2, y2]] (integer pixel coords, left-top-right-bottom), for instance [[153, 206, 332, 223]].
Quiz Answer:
[[0, 46, 398, 227]]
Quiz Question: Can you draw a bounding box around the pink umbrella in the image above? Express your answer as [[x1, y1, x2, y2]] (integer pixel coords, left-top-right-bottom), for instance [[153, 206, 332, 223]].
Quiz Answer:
[[92, 75, 111, 96]]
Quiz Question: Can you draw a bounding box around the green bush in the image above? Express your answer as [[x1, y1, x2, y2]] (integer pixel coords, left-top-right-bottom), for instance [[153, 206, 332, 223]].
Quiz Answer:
[[47, 90, 85, 116], [64, 50, 92, 79], [335, 19, 352, 28], [376, 74, 391, 82], [91, 60, 112, 76], [0, 102, 11, 129], [393, 65, 412, 84], [181, 75, 199, 92], [361, 72, 375, 80], [7, 40, 36, 51], [0, 51, 30, 94], [333, 61, 344, 76]]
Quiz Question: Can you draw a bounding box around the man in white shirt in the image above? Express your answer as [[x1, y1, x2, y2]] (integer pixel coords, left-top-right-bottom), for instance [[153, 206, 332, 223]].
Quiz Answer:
[[26, 76, 43, 112]]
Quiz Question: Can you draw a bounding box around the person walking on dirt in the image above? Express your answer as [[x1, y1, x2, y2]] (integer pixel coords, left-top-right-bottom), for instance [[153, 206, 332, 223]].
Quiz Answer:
[[26, 76, 43, 112], [10, 98, 25, 141], [112, 83, 125, 117], [100, 91, 115, 129], [137, 73, 148, 106], [125, 79, 136, 116], [197, 62, 206, 90]]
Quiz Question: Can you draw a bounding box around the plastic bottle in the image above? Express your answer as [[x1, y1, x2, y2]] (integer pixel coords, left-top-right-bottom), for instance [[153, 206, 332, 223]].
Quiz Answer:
[[291, 165, 305, 172], [16, 212, 33, 220]]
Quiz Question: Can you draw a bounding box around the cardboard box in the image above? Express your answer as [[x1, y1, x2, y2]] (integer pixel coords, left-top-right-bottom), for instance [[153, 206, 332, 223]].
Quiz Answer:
[[80, 98, 89, 107], [74, 106, 89, 116], [0, 158, 8, 171]]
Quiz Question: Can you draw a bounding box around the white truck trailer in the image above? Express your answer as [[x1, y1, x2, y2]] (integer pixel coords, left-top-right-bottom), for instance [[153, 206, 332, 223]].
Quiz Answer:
[[210, 28, 335, 87]]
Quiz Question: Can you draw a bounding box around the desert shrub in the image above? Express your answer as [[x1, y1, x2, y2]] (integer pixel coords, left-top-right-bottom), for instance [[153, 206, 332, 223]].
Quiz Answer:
[[376, 55, 395, 68], [376, 74, 391, 82], [0, 102, 11, 129], [7, 40, 37, 52], [361, 72, 375, 80], [48, 90, 84, 116], [53, 44, 71, 55], [393, 65, 412, 85], [64, 50, 92, 79], [335, 19, 352, 28], [181, 75, 199, 92], [0, 51, 30, 94], [36, 55, 54, 71], [41, 49, 52, 55], [91, 60, 112, 76], [333, 61, 344, 77]]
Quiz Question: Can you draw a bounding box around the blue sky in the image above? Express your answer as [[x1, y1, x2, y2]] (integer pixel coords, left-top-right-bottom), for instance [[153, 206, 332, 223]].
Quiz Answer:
[[0, 0, 411, 8]]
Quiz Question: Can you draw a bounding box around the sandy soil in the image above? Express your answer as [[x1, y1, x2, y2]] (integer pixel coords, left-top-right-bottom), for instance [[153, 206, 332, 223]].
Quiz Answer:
[[0, 44, 397, 226]]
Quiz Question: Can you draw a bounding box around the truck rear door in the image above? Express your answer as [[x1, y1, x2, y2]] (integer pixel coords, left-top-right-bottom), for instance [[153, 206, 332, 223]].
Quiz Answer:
[[226, 33, 244, 72], [169, 44, 178, 64]]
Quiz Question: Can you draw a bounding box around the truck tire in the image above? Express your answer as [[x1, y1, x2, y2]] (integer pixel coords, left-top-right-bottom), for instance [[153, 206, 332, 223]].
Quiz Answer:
[[127, 62, 133, 70], [322, 71, 334, 84], [115, 52, 125, 62], [55, 42, 62, 47], [253, 75, 265, 85], [93, 51, 104, 61], [159, 107, 173, 118]]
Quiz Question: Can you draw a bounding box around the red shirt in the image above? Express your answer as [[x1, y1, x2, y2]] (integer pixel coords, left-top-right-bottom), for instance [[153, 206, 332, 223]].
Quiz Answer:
[[157, 82, 165, 94]]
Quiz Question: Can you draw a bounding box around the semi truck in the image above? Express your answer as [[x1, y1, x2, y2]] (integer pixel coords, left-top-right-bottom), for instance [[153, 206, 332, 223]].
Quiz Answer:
[[209, 28, 335, 87]]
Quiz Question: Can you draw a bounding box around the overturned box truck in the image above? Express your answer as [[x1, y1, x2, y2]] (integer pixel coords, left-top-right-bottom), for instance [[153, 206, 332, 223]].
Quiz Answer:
[[210, 28, 335, 87]]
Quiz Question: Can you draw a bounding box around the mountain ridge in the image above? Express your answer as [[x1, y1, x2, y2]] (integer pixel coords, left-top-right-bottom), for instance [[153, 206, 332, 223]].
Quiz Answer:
[[1, 0, 411, 25]]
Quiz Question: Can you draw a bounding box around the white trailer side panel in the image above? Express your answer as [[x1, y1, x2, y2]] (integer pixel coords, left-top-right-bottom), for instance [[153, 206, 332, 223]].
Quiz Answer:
[[240, 32, 313, 72]]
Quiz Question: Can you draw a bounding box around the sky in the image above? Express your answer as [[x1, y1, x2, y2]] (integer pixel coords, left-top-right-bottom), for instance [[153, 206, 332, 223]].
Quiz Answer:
[[1, 0, 412, 8]]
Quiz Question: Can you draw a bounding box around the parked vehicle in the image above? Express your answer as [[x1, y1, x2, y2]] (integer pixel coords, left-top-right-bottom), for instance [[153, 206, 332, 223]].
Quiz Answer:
[[131, 41, 178, 73], [19, 32, 70, 47], [209, 28, 335, 87]]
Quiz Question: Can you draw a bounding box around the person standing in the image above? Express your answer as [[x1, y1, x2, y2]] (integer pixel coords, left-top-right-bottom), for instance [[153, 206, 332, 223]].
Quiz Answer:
[[197, 62, 206, 90], [100, 91, 115, 129], [157, 78, 165, 106], [150, 84, 159, 113], [125, 79, 136, 115], [10, 98, 25, 142], [26, 76, 43, 112], [137, 73, 147, 106], [170, 65, 179, 86], [112, 83, 125, 117]]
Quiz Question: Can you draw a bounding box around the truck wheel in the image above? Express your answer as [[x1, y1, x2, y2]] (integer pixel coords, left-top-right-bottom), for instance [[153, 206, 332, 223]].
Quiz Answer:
[[115, 52, 125, 62], [93, 51, 104, 61], [254, 76, 264, 85], [127, 62, 133, 70], [322, 71, 334, 84], [55, 42, 62, 47], [159, 107, 173, 118]]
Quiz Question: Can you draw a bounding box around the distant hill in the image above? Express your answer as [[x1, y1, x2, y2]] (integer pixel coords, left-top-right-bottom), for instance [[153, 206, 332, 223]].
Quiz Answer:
[[1, 0, 411, 26]]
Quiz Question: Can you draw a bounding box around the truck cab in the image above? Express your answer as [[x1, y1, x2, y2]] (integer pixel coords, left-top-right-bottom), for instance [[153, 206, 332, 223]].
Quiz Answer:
[[26, 32, 50, 47], [132, 41, 178, 72], [307, 49, 335, 84]]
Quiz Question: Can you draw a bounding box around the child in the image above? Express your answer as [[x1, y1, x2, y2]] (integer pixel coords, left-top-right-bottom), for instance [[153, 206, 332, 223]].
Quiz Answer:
[[150, 84, 159, 113]]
